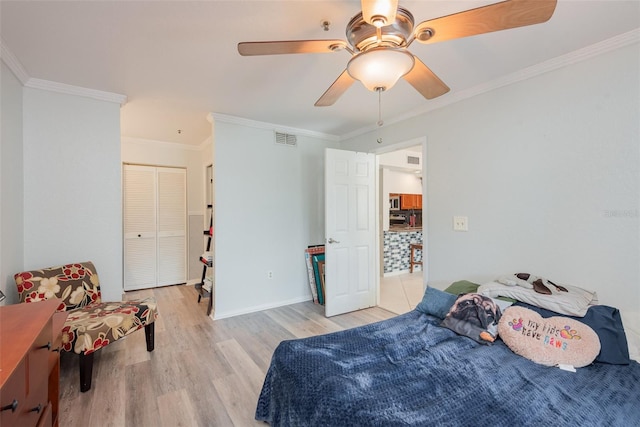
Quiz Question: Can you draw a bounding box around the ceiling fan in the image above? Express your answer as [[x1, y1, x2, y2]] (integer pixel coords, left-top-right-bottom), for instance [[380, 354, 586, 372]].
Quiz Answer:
[[238, 0, 557, 107]]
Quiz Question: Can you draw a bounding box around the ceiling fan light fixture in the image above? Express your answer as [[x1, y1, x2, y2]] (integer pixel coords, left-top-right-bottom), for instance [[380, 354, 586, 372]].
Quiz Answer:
[[347, 48, 414, 92], [362, 0, 398, 27]]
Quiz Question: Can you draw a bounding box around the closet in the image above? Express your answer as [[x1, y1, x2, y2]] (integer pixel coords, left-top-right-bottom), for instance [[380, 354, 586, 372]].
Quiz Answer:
[[123, 164, 187, 290]]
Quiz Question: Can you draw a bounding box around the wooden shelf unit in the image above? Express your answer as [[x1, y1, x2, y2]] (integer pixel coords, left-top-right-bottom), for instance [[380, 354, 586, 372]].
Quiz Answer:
[[196, 204, 214, 315]]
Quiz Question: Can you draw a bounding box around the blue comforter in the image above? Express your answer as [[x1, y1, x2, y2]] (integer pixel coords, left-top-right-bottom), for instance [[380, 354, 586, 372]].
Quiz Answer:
[[256, 310, 640, 426]]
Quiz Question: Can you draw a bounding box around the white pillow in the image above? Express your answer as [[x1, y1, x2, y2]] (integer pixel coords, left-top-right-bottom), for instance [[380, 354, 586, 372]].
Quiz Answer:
[[620, 309, 640, 363], [478, 280, 597, 317]]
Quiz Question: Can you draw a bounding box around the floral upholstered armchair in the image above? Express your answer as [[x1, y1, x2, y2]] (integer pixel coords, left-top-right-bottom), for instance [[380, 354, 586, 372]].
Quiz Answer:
[[14, 261, 158, 392]]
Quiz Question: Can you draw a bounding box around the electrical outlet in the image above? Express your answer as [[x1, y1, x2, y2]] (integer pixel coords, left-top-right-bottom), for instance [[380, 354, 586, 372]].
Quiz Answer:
[[267, 271, 273, 279], [453, 216, 468, 231]]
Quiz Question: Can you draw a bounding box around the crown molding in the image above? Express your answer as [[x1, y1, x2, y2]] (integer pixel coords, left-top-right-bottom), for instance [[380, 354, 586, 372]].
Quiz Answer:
[[25, 78, 127, 105], [210, 112, 341, 142], [342, 28, 640, 141], [0, 38, 127, 105], [122, 136, 205, 151], [0, 38, 30, 85]]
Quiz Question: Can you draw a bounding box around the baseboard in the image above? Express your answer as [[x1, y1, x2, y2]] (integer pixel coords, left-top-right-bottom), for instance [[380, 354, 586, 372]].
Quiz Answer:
[[212, 295, 313, 320]]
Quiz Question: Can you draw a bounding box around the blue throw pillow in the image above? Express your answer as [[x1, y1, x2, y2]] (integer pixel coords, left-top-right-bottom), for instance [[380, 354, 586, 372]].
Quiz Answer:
[[514, 302, 630, 365], [416, 286, 457, 319]]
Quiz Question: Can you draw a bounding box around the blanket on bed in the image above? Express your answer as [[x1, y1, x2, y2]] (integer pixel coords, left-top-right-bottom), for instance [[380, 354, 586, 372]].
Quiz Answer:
[[256, 310, 640, 426]]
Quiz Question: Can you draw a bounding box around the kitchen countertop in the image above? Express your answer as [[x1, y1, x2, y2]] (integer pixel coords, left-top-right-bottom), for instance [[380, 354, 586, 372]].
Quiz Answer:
[[388, 226, 423, 232]]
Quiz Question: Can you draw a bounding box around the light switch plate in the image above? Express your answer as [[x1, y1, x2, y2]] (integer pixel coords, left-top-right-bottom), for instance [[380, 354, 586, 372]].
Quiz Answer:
[[453, 216, 468, 231]]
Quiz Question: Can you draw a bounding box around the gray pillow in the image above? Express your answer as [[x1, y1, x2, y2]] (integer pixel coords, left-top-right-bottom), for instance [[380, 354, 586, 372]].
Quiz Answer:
[[416, 286, 457, 319]]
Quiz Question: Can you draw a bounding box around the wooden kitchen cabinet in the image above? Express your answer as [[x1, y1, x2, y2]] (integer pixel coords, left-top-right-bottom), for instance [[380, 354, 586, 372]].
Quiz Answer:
[[0, 300, 67, 427], [400, 194, 422, 210]]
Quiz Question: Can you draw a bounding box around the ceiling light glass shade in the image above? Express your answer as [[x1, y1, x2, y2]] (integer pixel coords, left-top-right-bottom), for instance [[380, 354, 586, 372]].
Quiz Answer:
[[362, 0, 398, 27], [347, 48, 415, 92]]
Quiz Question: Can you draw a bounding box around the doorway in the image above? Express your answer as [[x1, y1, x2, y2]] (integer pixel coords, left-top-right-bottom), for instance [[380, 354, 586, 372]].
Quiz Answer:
[[376, 140, 426, 314]]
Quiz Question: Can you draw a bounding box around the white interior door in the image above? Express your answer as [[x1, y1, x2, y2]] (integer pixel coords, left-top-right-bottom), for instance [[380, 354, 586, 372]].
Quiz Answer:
[[124, 165, 157, 290], [324, 148, 376, 317]]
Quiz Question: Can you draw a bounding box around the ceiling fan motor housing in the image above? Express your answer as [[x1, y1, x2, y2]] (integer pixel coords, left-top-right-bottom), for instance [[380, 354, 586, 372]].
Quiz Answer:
[[346, 7, 415, 52]]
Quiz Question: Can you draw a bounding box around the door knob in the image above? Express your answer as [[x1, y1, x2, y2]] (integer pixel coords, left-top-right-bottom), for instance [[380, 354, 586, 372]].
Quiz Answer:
[[328, 238, 340, 244]]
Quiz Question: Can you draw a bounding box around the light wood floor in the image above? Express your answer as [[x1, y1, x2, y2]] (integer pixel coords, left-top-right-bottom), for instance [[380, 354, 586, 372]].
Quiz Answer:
[[57, 284, 396, 427]]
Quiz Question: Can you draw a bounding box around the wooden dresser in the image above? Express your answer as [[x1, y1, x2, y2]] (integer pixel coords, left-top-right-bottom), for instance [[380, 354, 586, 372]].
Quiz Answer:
[[0, 300, 67, 427]]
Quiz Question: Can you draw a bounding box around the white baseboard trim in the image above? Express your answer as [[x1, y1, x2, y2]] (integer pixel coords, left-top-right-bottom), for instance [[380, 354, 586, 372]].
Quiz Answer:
[[212, 295, 313, 320]]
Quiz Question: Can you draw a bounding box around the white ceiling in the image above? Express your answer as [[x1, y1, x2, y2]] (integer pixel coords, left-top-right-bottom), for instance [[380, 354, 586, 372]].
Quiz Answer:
[[2, 1, 639, 145]]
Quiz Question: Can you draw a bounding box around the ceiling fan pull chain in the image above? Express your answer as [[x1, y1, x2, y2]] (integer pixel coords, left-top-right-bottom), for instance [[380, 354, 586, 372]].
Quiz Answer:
[[377, 87, 384, 127]]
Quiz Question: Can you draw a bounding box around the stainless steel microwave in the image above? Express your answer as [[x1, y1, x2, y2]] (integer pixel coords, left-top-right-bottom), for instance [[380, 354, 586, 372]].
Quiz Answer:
[[389, 195, 400, 211]]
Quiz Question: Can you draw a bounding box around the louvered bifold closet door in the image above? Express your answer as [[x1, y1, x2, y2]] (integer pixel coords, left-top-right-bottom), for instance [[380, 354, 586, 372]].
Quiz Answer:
[[124, 165, 158, 290], [124, 165, 187, 290], [157, 167, 187, 286]]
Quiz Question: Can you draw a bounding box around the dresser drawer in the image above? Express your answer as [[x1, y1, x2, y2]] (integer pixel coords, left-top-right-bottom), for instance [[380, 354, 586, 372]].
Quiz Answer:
[[29, 319, 53, 393], [35, 402, 53, 427], [0, 358, 27, 426], [1, 336, 51, 426], [20, 380, 49, 426], [1, 300, 63, 427]]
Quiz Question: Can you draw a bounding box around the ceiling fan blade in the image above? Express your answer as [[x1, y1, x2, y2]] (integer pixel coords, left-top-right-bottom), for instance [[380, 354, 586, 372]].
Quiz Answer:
[[413, 0, 557, 45], [403, 56, 450, 100], [314, 70, 356, 107], [238, 40, 348, 56]]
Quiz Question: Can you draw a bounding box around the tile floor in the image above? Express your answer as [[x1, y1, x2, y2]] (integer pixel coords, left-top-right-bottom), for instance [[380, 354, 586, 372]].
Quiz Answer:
[[379, 271, 424, 314]]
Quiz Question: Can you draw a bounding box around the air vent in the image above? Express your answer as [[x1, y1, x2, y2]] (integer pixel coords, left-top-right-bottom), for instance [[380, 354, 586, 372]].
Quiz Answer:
[[275, 132, 297, 147], [407, 155, 420, 165]]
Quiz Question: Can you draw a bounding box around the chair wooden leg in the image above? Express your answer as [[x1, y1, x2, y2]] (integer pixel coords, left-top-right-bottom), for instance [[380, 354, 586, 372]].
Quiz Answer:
[[79, 352, 94, 392], [145, 323, 155, 352]]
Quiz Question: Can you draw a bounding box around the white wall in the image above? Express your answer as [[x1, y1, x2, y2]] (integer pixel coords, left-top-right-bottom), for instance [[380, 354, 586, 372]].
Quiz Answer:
[[23, 88, 123, 301], [383, 169, 422, 194], [212, 118, 339, 318], [0, 60, 24, 305], [343, 43, 640, 316]]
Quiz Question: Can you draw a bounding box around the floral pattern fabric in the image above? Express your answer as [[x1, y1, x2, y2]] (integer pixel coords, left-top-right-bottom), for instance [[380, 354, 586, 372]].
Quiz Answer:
[[15, 261, 158, 355]]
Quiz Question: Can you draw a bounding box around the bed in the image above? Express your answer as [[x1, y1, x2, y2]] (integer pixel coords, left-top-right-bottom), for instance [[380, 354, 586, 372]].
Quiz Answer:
[[255, 280, 640, 426]]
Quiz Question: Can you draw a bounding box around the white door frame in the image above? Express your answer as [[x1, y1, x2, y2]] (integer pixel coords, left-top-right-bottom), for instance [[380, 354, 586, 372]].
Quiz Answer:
[[372, 136, 429, 297]]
